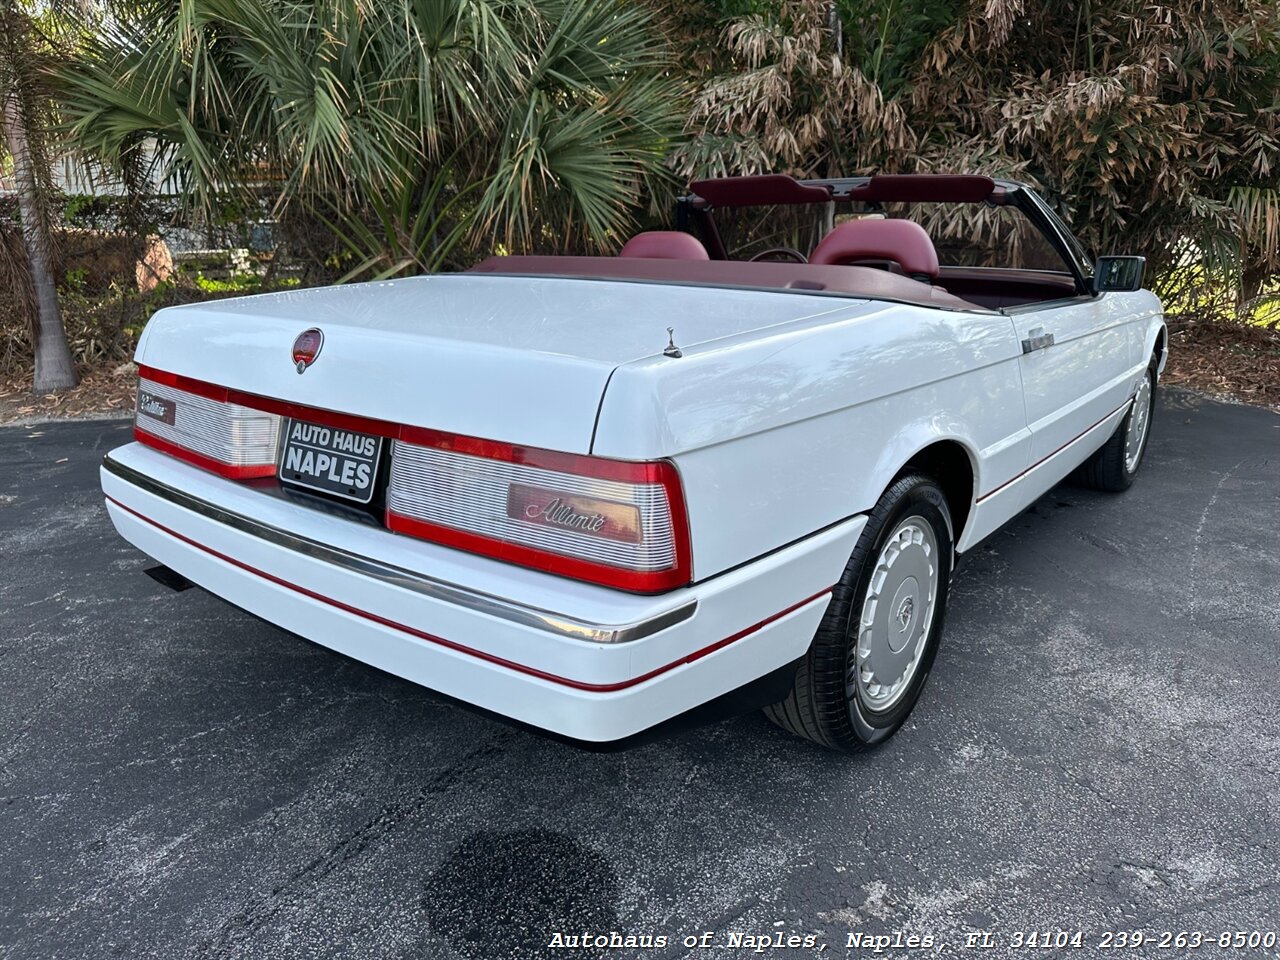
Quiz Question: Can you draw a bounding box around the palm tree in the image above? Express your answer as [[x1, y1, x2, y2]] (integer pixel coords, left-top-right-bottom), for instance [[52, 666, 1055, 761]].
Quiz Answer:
[[59, 0, 684, 277], [1, 0, 78, 394]]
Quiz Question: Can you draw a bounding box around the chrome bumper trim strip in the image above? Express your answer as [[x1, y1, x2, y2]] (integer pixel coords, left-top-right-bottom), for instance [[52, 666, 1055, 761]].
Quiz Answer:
[[102, 455, 696, 644]]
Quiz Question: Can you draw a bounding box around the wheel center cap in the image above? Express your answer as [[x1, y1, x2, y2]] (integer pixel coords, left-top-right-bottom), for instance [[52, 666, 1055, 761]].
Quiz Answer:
[[887, 576, 920, 653]]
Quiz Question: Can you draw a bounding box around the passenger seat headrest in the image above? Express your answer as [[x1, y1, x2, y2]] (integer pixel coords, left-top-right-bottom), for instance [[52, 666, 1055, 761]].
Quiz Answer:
[[619, 231, 710, 261]]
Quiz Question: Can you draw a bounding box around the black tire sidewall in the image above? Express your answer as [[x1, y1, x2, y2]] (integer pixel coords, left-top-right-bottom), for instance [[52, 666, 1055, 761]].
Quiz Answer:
[[841, 477, 953, 744]]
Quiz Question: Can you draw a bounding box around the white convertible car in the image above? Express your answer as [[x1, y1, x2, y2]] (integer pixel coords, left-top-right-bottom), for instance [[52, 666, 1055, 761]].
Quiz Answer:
[[101, 174, 1165, 750]]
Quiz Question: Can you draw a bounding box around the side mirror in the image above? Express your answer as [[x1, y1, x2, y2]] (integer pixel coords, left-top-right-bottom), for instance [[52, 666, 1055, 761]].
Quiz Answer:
[[1092, 255, 1146, 293]]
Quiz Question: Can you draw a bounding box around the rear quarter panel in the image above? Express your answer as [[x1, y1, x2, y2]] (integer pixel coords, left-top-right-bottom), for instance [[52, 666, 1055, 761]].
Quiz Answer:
[[592, 300, 1029, 580]]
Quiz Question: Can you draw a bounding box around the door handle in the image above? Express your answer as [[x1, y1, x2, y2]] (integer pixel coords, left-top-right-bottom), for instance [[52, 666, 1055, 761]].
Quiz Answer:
[[1021, 330, 1055, 353]]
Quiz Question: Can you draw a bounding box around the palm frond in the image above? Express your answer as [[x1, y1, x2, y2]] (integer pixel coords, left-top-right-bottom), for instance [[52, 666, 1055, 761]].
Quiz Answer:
[[56, 0, 683, 267]]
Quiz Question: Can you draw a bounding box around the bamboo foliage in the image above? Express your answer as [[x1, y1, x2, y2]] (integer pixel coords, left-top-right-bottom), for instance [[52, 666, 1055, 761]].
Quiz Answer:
[[670, 0, 914, 178], [916, 0, 1280, 300], [672, 0, 1280, 314]]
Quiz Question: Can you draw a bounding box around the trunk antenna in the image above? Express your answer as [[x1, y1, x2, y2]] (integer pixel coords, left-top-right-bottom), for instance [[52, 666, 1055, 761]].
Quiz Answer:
[[663, 327, 683, 358]]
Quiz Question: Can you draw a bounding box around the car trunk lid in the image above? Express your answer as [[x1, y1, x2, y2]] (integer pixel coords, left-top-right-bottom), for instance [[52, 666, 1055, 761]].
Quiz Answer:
[[137, 273, 852, 453]]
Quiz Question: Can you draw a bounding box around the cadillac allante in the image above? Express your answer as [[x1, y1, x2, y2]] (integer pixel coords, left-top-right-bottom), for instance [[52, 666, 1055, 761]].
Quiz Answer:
[[101, 174, 1165, 751]]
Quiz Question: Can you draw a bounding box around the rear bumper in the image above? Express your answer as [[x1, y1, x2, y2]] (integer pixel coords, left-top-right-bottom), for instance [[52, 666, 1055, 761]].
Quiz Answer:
[[102, 443, 864, 742]]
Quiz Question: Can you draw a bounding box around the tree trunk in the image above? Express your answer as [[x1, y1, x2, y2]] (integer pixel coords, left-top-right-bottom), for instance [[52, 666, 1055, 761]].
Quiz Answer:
[[826, 1, 843, 57], [1240, 256, 1268, 307], [2, 87, 78, 393]]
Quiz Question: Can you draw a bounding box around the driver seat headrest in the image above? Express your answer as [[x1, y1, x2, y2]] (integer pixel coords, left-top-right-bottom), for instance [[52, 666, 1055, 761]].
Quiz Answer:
[[809, 219, 939, 282]]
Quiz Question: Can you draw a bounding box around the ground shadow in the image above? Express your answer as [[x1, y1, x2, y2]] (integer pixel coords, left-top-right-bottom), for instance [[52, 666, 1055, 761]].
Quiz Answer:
[[423, 828, 620, 960]]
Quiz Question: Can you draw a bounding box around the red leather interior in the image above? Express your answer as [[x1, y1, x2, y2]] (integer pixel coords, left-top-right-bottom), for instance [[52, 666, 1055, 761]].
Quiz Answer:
[[809, 219, 940, 280], [619, 231, 710, 260]]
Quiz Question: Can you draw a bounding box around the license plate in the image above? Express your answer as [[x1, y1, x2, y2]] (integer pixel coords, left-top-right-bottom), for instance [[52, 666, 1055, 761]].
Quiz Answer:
[[279, 419, 384, 504]]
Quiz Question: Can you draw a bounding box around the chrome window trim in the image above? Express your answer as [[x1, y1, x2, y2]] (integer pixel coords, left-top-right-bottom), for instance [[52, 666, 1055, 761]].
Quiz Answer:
[[102, 455, 696, 645]]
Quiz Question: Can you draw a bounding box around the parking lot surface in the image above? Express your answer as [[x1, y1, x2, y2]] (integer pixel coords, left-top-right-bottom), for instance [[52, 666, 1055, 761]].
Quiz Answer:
[[1, 391, 1277, 959]]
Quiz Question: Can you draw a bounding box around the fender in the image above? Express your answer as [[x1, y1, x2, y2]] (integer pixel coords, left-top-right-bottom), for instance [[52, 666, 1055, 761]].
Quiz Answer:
[[865, 427, 981, 547], [596, 300, 1025, 580], [1122, 291, 1166, 377], [1145, 314, 1168, 376]]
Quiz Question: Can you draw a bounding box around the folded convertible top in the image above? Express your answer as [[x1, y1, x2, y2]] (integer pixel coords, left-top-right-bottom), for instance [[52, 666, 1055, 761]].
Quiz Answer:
[[468, 256, 989, 313]]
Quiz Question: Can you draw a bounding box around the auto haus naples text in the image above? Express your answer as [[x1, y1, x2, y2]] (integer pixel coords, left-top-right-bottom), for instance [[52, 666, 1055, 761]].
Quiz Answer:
[[283, 422, 377, 487]]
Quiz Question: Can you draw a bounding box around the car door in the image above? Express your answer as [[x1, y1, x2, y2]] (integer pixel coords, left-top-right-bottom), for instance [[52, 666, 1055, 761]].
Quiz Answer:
[[1009, 295, 1134, 464], [1004, 190, 1138, 466]]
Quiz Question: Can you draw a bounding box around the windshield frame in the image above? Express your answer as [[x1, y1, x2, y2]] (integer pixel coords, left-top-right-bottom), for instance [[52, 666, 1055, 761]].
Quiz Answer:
[[677, 176, 1092, 297]]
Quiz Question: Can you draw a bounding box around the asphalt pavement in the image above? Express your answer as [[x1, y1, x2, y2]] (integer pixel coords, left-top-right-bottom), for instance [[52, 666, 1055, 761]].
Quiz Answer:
[[1, 391, 1277, 960]]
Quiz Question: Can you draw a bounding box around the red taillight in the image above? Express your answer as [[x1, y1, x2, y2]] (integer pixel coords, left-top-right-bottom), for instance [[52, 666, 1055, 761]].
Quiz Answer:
[[386, 431, 692, 593], [134, 369, 282, 479]]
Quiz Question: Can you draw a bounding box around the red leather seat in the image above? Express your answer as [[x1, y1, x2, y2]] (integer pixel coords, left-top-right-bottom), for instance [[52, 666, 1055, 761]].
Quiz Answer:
[[809, 219, 939, 282], [619, 231, 710, 261]]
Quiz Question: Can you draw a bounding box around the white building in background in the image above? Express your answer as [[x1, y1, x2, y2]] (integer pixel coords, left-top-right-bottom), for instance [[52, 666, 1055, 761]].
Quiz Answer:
[[2, 144, 263, 258], [1, 140, 170, 197]]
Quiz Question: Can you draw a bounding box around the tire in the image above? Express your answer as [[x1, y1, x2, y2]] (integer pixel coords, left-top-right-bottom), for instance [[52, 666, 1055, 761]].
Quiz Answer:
[[1072, 357, 1158, 493], [764, 474, 954, 752]]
